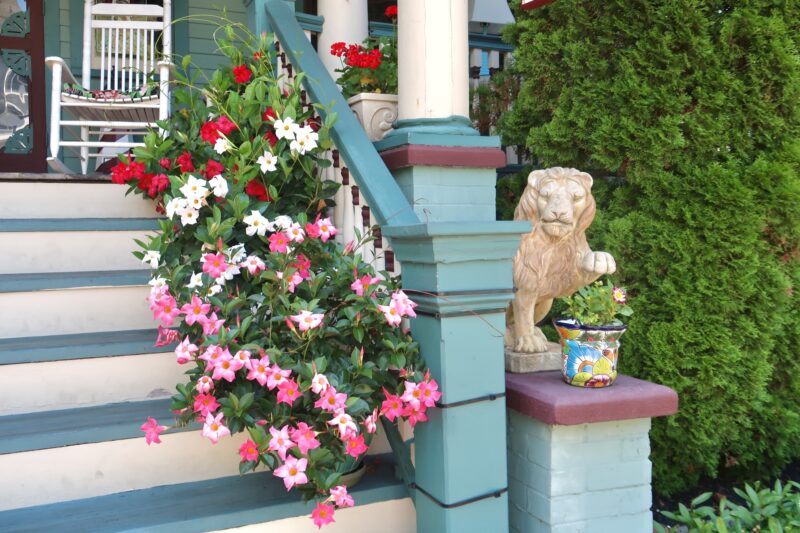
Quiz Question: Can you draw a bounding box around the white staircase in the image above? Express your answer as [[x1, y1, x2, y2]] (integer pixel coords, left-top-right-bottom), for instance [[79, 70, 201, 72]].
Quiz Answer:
[[0, 178, 413, 533]]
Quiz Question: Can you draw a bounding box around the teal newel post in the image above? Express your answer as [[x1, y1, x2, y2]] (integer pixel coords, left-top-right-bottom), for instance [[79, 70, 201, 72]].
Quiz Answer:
[[379, 4, 528, 531]]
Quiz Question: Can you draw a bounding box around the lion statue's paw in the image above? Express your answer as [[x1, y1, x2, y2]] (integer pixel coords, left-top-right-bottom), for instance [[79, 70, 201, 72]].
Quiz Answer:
[[514, 333, 550, 354], [581, 251, 617, 275]]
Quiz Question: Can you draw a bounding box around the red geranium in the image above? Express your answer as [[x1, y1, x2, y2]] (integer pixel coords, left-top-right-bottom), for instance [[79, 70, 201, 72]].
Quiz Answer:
[[159, 157, 172, 170], [147, 173, 169, 197], [330, 41, 347, 57], [204, 159, 225, 179], [385, 5, 397, 18], [110, 160, 146, 184], [245, 180, 271, 202], [232, 64, 252, 84], [176, 151, 195, 173]]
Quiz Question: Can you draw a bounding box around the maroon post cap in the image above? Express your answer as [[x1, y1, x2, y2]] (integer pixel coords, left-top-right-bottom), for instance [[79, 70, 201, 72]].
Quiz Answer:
[[506, 371, 678, 426], [379, 145, 507, 170]]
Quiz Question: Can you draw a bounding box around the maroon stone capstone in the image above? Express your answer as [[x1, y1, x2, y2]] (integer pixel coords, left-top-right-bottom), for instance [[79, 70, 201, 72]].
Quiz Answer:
[[379, 145, 507, 170], [506, 371, 678, 426]]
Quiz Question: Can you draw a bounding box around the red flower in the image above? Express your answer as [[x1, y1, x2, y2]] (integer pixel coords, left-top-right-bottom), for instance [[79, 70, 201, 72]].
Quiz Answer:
[[216, 116, 236, 135], [200, 121, 221, 144], [147, 173, 169, 197], [232, 64, 252, 84], [159, 157, 172, 170], [330, 41, 347, 57], [253, 51, 263, 61], [306, 118, 320, 132], [305, 222, 321, 239], [245, 180, 271, 202], [204, 159, 225, 179], [384, 5, 397, 18], [265, 130, 278, 147], [176, 151, 195, 173], [110, 160, 146, 185]]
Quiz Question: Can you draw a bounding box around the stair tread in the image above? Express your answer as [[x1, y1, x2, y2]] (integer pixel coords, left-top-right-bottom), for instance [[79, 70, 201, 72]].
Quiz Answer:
[[0, 218, 160, 232], [0, 329, 172, 365], [0, 269, 151, 293], [0, 455, 406, 533], [0, 399, 186, 455]]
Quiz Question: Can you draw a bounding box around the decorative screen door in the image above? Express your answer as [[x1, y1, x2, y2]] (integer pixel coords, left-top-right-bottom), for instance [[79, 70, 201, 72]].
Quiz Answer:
[[0, 0, 45, 172]]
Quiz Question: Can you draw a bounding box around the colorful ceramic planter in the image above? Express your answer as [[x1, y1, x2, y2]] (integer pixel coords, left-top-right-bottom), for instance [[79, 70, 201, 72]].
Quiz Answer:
[[553, 319, 627, 388]]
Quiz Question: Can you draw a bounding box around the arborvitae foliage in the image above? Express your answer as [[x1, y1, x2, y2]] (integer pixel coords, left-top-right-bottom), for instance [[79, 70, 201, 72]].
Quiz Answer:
[[501, 1, 800, 495]]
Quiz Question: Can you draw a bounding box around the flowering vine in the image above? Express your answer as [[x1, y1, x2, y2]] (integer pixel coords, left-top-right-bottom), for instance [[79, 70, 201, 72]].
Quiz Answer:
[[115, 24, 437, 528]]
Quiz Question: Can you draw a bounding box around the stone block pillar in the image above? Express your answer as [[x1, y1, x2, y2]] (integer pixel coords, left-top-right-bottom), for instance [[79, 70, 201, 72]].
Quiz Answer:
[[505, 372, 678, 533]]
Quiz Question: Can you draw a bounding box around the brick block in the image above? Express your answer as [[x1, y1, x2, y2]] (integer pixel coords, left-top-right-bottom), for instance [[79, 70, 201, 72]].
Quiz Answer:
[[526, 486, 551, 522], [621, 435, 651, 462], [548, 467, 585, 496], [526, 434, 552, 468], [510, 503, 549, 533], [549, 439, 622, 470], [585, 460, 651, 491], [550, 485, 651, 523], [509, 476, 528, 511]]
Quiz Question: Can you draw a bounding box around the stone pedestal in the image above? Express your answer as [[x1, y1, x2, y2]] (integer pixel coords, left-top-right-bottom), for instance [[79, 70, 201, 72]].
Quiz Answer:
[[505, 342, 561, 373], [505, 371, 678, 533]]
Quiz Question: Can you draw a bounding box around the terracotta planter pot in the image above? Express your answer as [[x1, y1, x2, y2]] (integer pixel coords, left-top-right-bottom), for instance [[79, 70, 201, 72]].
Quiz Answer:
[[553, 319, 627, 388], [347, 93, 398, 141]]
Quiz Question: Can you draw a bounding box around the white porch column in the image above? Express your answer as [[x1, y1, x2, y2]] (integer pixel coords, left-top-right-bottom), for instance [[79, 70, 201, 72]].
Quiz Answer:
[[317, 0, 369, 80], [397, 0, 469, 120]]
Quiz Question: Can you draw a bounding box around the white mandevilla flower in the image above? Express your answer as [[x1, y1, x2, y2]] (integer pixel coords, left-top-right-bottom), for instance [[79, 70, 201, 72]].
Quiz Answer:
[[272, 215, 293, 231], [165, 197, 188, 219], [142, 250, 160, 269], [273, 117, 299, 141], [257, 151, 278, 173], [213, 136, 232, 155], [179, 176, 209, 200], [215, 264, 241, 286], [187, 195, 205, 211], [243, 210, 270, 237], [179, 207, 200, 226], [207, 284, 223, 297], [187, 272, 203, 289], [208, 175, 228, 198], [148, 276, 167, 290]]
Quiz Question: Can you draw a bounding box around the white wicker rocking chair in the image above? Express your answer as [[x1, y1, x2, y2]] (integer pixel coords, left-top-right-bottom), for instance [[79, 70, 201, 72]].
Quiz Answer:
[[46, 0, 172, 174]]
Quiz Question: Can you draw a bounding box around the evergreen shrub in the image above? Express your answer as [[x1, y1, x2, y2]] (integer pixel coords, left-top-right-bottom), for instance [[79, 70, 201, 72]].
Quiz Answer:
[[501, 0, 800, 495]]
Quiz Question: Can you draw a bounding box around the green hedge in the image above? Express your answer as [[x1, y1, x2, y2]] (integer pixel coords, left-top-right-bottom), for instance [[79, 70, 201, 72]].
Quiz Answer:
[[501, 0, 800, 495]]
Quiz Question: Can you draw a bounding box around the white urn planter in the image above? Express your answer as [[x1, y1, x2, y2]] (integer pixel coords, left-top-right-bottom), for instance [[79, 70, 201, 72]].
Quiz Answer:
[[347, 93, 398, 141]]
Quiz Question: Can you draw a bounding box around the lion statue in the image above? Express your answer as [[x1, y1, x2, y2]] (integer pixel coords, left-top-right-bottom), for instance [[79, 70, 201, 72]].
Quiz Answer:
[[505, 167, 616, 354]]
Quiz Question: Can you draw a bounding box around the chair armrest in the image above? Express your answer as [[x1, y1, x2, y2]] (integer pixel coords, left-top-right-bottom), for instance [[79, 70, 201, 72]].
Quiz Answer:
[[45, 57, 78, 86]]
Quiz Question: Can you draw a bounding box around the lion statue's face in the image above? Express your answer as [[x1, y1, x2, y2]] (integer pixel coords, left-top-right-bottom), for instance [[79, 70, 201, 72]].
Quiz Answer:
[[514, 167, 596, 239]]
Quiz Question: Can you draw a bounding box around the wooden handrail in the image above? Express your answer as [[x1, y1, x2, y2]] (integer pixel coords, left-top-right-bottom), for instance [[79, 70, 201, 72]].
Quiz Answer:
[[263, 0, 419, 228]]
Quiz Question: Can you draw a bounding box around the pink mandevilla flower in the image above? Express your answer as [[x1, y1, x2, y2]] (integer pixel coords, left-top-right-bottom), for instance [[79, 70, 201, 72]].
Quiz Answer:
[[245, 357, 271, 386], [266, 364, 291, 390], [287, 222, 305, 243], [311, 503, 335, 528], [174, 336, 198, 364], [327, 410, 358, 440], [239, 439, 260, 462], [155, 325, 179, 347], [364, 408, 379, 434], [268, 425, 295, 460], [268, 231, 290, 253], [330, 485, 355, 508], [240, 254, 266, 275], [140, 417, 166, 445], [180, 295, 210, 326], [199, 312, 225, 336], [193, 393, 220, 417], [377, 300, 402, 327], [316, 217, 337, 242], [344, 434, 368, 458], [274, 456, 309, 491], [290, 422, 321, 455], [201, 412, 231, 444], [391, 290, 418, 317], [314, 387, 347, 413], [153, 294, 181, 326], [201, 253, 229, 279], [212, 354, 238, 382], [277, 378, 301, 406], [195, 375, 214, 394], [351, 274, 381, 297], [310, 373, 330, 395], [381, 388, 405, 422], [403, 402, 429, 428], [418, 378, 442, 408], [290, 310, 324, 332], [233, 349, 251, 368]]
